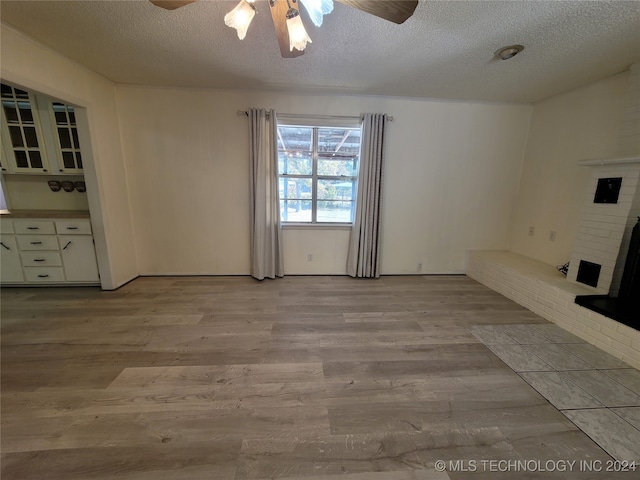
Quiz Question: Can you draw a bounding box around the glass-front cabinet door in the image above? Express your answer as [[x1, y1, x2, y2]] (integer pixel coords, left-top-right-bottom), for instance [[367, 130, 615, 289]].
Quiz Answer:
[[0, 83, 49, 174], [49, 102, 83, 174]]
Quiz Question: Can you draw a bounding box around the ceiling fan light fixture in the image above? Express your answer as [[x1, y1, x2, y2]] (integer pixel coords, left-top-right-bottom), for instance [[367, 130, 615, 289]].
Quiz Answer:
[[299, 0, 334, 27], [496, 44, 524, 60], [224, 0, 257, 40], [286, 8, 312, 51]]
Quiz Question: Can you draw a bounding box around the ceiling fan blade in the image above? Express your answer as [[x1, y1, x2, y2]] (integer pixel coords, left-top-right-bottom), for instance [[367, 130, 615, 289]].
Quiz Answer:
[[149, 1, 198, 10], [336, 0, 418, 24], [269, 0, 305, 58]]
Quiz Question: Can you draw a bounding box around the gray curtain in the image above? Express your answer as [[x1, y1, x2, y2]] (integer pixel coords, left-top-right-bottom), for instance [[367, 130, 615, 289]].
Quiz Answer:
[[249, 108, 284, 280], [346, 113, 387, 278]]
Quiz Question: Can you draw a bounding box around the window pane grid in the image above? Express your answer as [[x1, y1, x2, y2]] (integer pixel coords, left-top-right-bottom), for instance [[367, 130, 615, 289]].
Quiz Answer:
[[1, 84, 44, 171], [278, 123, 361, 224], [52, 102, 82, 170]]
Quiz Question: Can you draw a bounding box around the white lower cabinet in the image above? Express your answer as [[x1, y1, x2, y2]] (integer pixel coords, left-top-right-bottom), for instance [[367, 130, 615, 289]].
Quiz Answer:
[[0, 235, 25, 283], [0, 218, 99, 285], [58, 235, 99, 282]]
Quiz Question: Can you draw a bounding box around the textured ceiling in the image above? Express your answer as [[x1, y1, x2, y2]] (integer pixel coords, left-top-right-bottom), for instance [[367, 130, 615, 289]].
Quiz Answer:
[[1, 0, 639, 103]]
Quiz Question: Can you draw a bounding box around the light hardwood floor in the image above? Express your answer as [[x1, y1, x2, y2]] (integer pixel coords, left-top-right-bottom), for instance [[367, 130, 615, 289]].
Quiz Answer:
[[1, 275, 636, 479]]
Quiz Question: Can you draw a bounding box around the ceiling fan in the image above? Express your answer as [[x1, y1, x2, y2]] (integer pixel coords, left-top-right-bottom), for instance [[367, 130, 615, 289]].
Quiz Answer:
[[149, 0, 418, 58]]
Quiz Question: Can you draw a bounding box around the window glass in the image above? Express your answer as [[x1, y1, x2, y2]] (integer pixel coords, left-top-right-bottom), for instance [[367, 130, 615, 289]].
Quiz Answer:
[[278, 155, 312, 176], [14, 88, 29, 99], [14, 151, 28, 168], [317, 200, 354, 223], [54, 109, 67, 124], [8, 126, 23, 147], [3, 101, 18, 123], [29, 151, 43, 169], [62, 152, 76, 169], [281, 200, 312, 223], [279, 177, 312, 199], [58, 128, 72, 148], [18, 104, 34, 123], [317, 157, 359, 176], [72, 129, 80, 149], [317, 179, 355, 201], [24, 127, 39, 148]]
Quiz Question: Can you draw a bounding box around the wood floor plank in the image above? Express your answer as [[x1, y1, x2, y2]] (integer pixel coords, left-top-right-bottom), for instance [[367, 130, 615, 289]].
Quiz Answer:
[[107, 363, 325, 389], [236, 428, 509, 479], [2, 406, 331, 454], [1, 444, 240, 480]]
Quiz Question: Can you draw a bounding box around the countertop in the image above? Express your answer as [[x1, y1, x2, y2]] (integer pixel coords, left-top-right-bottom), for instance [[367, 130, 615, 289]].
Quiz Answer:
[[0, 209, 91, 219]]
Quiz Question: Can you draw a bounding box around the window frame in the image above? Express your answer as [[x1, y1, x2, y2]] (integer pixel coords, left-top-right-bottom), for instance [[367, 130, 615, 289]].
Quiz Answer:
[[277, 116, 362, 226]]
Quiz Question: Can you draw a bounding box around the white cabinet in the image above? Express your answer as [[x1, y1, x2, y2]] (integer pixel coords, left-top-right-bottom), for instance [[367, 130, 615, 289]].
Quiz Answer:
[[0, 217, 99, 285], [1, 83, 85, 176], [0, 234, 25, 283], [59, 235, 99, 282], [0, 84, 50, 174]]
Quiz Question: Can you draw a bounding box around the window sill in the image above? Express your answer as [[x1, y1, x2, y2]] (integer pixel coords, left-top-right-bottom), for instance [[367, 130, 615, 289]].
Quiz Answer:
[[282, 223, 353, 230]]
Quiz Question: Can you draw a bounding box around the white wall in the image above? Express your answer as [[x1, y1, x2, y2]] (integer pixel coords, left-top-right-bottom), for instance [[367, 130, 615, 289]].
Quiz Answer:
[[509, 72, 630, 267], [116, 86, 532, 275], [1, 24, 138, 289]]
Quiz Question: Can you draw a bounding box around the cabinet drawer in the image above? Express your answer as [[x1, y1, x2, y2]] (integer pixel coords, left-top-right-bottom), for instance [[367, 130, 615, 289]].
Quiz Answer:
[[13, 220, 56, 235], [56, 220, 92, 235], [24, 267, 65, 282], [20, 251, 62, 267], [16, 235, 59, 251]]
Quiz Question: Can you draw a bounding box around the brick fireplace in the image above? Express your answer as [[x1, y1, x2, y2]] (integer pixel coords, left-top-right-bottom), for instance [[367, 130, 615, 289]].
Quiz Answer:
[[569, 63, 640, 330]]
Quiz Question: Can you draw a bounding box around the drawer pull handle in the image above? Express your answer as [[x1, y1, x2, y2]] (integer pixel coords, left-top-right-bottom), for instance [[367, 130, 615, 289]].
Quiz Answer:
[[0, 242, 10, 251], [66, 227, 79, 230], [30, 241, 43, 245], [34, 258, 46, 262], [27, 227, 40, 230], [63, 241, 72, 250], [37, 274, 49, 278]]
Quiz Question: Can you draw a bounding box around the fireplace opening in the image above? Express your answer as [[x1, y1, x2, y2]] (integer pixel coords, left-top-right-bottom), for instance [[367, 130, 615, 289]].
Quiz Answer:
[[576, 260, 601, 288], [594, 177, 622, 204], [576, 217, 640, 331], [619, 216, 640, 299]]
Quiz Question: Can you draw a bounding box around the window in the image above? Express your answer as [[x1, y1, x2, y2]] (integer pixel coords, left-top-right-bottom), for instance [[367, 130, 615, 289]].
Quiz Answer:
[[277, 121, 362, 224]]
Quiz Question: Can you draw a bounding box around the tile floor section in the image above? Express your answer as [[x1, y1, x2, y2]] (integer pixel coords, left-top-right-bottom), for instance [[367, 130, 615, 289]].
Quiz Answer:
[[469, 323, 640, 463]]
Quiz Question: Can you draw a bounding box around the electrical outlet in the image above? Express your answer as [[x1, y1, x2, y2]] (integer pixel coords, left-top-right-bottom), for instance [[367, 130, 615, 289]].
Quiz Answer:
[[549, 231, 556, 242], [417, 263, 423, 272], [528, 226, 535, 236], [307, 254, 313, 262]]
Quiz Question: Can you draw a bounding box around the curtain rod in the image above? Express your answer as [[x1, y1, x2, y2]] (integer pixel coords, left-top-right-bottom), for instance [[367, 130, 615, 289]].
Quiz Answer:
[[237, 110, 394, 122]]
